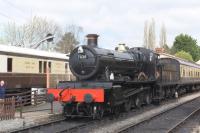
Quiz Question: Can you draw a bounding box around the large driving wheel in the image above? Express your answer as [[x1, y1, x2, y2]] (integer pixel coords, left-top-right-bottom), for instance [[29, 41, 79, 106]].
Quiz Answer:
[[144, 93, 152, 105], [112, 106, 120, 118], [123, 98, 132, 112], [134, 96, 141, 108]]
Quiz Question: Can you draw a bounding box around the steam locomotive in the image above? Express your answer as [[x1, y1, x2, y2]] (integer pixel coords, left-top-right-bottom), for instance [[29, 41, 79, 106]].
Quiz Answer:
[[47, 34, 200, 119]]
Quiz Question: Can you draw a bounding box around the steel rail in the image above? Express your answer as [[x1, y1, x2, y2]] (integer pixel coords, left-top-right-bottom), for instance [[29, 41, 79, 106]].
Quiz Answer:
[[117, 95, 200, 133], [166, 106, 200, 133], [11, 116, 96, 133], [10, 117, 66, 133]]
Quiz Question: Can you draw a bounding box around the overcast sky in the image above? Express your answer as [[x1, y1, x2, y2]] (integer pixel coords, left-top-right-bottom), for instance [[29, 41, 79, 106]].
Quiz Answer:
[[0, 0, 200, 49]]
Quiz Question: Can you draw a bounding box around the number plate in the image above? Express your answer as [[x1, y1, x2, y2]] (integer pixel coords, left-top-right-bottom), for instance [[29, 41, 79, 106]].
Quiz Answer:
[[79, 54, 87, 59]]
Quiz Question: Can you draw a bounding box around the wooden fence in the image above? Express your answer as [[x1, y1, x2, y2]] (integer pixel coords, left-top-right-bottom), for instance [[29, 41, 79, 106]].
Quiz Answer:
[[0, 90, 47, 120], [6, 90, 47, 107], [0, 97, 15, 120]]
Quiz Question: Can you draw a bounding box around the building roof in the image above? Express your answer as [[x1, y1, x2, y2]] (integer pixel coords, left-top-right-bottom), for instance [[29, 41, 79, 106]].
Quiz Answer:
[[196, 60, 200, 65], [0, 44, 69, 60]]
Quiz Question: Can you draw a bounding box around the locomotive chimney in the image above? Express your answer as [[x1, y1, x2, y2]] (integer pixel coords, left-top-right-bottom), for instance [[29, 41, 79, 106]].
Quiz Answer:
[[86, 34, 99, 47]]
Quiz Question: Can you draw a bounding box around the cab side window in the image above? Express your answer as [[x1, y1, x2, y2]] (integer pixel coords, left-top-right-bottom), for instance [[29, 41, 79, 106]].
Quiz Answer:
[[7, 58, 12, 72], [39, 61, 42, 73]]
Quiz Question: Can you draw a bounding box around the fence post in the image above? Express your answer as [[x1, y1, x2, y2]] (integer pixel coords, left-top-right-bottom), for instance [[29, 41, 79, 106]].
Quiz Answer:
[[50, 102, 53, 114], [0, 100, 1, 120], [12, 96, 15, 119], [33, 90, 36, 105], [35, 90, 38, 105], [20, 97, 23, 118], [2, 99, 4, 120]]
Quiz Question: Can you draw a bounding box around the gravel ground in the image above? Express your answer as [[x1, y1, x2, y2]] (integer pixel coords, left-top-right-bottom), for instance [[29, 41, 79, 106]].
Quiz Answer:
[[191, 126, 200, 133], [0, 118, 32, 133], [0, 101, 63, 132], [88, 92, 200, 133]]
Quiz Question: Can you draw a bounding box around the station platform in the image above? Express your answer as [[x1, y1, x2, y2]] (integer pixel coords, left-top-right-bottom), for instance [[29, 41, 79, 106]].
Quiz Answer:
[[22, 101, 63, 113], [0, 101, 63, 133]]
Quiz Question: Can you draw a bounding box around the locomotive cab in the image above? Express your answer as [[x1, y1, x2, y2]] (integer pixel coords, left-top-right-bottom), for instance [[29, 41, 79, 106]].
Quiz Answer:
[[129, 47, 158, 80]]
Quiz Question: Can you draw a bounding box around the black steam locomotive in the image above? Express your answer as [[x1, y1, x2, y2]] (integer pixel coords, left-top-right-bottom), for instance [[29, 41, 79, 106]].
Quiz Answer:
[[47, 34, 200, 119]]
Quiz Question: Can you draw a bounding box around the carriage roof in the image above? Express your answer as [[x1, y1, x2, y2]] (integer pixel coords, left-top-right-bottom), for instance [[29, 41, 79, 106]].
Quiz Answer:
[[0, 44, 68, 60], [158, 52, 200, 69]]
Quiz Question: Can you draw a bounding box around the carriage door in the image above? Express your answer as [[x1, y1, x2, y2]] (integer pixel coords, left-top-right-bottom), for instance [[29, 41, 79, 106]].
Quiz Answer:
[[156, 63, 162, 82], [0, 55, 7, 72]]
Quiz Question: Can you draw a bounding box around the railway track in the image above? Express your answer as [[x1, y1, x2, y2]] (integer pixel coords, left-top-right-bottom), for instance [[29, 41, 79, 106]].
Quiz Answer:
[[117, 96, 200, 133], [10, 92, 200, 133], [167, 106, 200, 133], [11, 117, 94, 133]]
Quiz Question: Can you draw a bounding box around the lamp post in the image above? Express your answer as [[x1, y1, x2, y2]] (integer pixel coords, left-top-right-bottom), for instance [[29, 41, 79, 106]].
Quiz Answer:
[[30, 33, 54, 49]]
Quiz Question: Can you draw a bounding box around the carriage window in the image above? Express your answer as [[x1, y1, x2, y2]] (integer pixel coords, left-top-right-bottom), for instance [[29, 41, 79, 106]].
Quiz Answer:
[[48, 62, 51, 73], [7, 58, 12, 72], [39, 61, 42, 73], [43, 61, 47, 73]]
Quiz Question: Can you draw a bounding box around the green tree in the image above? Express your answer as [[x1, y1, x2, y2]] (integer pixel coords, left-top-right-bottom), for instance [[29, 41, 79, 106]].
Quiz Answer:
[[172, 34, 200, 61], [175, 50, 193, 61], [55, 32, 78, 54], [55, 25, 83, 54], [163, 44, 170, 54]]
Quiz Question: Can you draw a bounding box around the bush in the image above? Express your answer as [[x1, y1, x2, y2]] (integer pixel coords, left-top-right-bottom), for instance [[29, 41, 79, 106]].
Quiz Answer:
[[175, 50, 193, 61]]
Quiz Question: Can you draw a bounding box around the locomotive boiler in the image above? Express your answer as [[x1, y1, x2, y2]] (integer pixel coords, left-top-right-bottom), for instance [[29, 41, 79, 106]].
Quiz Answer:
[[69, 34, 157, 81]]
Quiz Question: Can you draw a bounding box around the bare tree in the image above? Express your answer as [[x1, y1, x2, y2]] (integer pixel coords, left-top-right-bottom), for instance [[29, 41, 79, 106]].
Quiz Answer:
[[159, 23, 167, 48], [148, 18, 156, 50], [143, 18, 156, 50], [4, 22, 17, 46], [143, 20, 149, 48], [55, 25, 83, 54], [3, 16, 62, 49]]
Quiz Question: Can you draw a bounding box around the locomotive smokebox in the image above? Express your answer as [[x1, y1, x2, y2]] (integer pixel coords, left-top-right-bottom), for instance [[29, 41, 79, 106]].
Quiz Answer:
[[86, 34, 99, 47]]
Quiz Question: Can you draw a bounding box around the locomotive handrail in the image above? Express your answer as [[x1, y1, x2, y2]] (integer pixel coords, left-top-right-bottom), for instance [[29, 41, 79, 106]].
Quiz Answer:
[[97, 54, 135, 61], [59, 88, 68, 97]]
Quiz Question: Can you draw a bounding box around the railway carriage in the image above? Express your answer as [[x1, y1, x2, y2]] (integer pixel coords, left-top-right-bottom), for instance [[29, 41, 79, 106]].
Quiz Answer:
[[159, 53, 200, 83], [155, 53, 200, 100], [0, 44, 72, 95]]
